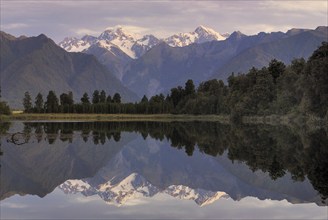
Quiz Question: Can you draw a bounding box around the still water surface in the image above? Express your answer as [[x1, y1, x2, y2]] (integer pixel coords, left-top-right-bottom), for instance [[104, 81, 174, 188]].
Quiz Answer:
[[0, 121, 327, 219]]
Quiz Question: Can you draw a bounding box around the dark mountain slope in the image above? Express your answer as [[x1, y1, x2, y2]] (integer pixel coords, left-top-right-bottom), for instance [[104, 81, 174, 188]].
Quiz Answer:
[[212, 27, 328, 79], [0, 32, 138, 108]]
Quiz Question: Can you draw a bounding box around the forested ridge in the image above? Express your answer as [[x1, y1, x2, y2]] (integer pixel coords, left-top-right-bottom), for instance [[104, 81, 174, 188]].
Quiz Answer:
[[12, 42, 328, 119]]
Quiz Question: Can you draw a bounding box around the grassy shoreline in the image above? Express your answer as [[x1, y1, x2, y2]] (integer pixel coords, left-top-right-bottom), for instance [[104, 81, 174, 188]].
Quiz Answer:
[[2, 113, 326, 129], [3, 113, 231, 122]]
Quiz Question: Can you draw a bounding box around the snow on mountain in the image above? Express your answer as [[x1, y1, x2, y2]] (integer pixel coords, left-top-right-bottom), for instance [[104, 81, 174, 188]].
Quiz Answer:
[[132, 35, 161, 58], [59, 26, 160, 59], [58, 25, 228, 58], [165, 185, 228, 207], [60, 179, 92, 194], [99, 25, 141, 42], [98, 26, 142, 58], [165, 25, 229, 47], [58, 37, 92, 52], [59, 173, 159, 206], [59, 173, 227, 206]]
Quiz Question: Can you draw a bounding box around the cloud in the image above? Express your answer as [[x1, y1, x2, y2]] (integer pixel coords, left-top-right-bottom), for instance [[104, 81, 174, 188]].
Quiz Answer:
[[1, 1, 326, 42], [265, 1, 327, 14], [72, 195, 100, 203], [104, 24, 151, 35], [74, 28, 101, 37], [1, 23, 29, 30], [1, 202, 28, 209]]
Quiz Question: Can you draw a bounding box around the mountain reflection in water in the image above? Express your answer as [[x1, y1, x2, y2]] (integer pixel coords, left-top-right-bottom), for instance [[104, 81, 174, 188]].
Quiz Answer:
[[0, 121, 327, 217]]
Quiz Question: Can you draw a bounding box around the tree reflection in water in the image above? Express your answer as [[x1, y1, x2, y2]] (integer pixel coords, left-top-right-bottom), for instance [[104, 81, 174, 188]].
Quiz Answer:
[[3, 121, 327, 203]]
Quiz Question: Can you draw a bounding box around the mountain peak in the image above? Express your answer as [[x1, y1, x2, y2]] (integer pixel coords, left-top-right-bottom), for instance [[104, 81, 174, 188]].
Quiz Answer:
[[100, 25, 141, 41], [195, 25, 228, 43], [165, 26, 228, 47], [194, 25, 215, 34], [58, 37, 90, 52], [36, 34, 54, 44], [0, 31, 17, 41], [37, 33, 48, 39], [228, 31, 246, 41], [81, 35, 97, 43]]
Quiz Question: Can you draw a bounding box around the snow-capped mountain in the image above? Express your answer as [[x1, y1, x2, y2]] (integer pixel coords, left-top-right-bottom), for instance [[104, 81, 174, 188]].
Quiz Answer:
[[58, 25, 228, 58], [97, 26, 159, 58], [59, 26, 160, 58], [58, 35, 97, 52], [59, 173, 228, 206], [165, 25, 229, 47], [58, 37, 91, 52]]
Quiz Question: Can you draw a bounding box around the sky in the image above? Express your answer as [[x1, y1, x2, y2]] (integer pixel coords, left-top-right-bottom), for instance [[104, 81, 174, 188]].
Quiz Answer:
[[1, 0, 327, 43]]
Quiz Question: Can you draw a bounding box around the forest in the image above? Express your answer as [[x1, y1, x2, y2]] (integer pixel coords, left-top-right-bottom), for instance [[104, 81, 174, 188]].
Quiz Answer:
[[6, 42, 327, 118]]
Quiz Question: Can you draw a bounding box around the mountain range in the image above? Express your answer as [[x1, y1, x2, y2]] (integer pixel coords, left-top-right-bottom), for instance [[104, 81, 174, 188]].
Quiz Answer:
[[58, 25, 229, 80], [59, 25, 229, 58], [59, 25, 327, 97], [1, 25, 326, 108]]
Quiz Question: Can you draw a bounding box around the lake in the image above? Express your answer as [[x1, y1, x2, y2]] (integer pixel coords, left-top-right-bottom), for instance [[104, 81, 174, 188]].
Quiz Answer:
[[0, 121, 327, 219]]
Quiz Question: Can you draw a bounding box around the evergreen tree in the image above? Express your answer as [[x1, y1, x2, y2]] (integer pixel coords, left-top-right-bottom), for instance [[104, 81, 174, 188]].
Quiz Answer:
[[23, 91, 32, 113], [60, 92, 74, 105], [141, 95, 148, 103], [106, 95, 112, 103], [100, 90, 106, 103], [170, 86, 184, 108], [268, 59, 286, 83], [45, 91, 59, 113], [92, 90, 100, 104], [113, 93, 121, 103], [81, 92, 90, 104], [35, 93, 44, 113], [290, 58, 306, 75], [184, 79, 195, 96]]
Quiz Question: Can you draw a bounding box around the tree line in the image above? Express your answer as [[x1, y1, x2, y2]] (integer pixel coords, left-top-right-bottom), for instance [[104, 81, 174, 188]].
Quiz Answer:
[[21, 42, 327, 118], [22, 90, 124, 114]]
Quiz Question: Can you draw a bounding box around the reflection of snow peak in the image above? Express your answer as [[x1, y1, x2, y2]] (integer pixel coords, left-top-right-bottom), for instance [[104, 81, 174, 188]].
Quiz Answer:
[[165, 185, 228, 207], [59, 173, 228, 206]]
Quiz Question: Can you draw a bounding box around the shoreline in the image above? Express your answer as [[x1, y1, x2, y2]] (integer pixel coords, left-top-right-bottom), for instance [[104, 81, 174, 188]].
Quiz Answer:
[[1, 113, 326, 129], [2, 113, 231, 122]]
